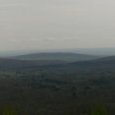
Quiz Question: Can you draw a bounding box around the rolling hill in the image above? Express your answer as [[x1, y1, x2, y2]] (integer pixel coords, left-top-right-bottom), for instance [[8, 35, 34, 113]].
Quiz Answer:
[[0, 58, 67, 70], [0, 54, 115, 72], [0, 55, 114, 70], [12, 52, 99, 62]]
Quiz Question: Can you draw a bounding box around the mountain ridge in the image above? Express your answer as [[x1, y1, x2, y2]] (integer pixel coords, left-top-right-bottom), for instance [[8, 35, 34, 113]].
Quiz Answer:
[[12, 52, 99, 62]]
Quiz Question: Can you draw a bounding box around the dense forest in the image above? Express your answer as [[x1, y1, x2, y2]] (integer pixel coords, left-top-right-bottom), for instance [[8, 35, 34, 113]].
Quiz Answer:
[[0, 53, 114, 114]]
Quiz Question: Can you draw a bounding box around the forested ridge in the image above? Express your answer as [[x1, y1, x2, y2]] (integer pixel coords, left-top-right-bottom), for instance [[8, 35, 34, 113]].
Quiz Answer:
[[0, 55, 114, 114]]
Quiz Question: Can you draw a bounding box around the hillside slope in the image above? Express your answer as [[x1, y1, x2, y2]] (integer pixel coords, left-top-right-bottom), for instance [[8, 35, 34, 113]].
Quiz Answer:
[[12, 52, 99, 62], [0, 58, 67, 70]]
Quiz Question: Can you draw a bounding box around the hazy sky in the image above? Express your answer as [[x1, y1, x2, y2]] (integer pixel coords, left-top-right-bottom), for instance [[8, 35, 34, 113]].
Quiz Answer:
[[0, 0, 115, 51]]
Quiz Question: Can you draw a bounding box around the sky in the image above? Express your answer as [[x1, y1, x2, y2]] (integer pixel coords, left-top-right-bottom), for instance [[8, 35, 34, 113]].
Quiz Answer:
[[0, 0, 115, 52]]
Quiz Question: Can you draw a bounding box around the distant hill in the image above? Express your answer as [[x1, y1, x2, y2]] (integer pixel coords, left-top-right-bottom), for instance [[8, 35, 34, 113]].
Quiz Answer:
[[0, 52, 101, 70], [93, 56, 115, 62], [31, 55, 115, 74], [0, 55, 114, 71], [59, 48, 115, 56], [70, 56, 115, 65], [12, 52, 99, 62], [65, 56, 115, 71], [0, 58, 67, 70]]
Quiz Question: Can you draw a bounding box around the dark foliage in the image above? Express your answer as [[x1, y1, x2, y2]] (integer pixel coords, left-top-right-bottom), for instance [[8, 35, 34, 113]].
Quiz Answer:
[[0, 57, 115, 114]]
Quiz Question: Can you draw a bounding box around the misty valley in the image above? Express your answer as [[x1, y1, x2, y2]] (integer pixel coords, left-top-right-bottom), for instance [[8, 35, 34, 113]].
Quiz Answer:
[[0, 52, 114, 114]]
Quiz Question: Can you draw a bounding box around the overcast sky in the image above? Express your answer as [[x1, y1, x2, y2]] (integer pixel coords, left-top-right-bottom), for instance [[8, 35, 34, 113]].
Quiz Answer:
[[0, 0, 115, 51]]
